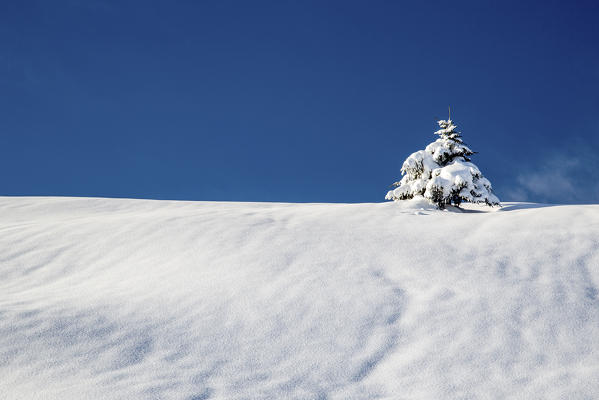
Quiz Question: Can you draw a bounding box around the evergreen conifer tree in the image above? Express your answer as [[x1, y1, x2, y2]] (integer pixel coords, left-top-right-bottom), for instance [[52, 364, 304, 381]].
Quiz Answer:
[[386, 116, 500, 208]]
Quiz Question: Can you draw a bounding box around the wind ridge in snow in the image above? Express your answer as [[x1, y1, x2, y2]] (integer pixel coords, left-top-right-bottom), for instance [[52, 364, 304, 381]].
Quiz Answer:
[[1, 197, 598, 399]]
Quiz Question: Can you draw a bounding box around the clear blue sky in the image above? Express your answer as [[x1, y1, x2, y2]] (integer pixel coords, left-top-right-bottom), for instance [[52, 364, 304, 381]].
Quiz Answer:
[[2, 1, 598, 203]]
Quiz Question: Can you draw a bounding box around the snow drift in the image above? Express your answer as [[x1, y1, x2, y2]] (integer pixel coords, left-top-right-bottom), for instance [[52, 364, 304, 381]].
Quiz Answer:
[[1, 197, 598, 399]]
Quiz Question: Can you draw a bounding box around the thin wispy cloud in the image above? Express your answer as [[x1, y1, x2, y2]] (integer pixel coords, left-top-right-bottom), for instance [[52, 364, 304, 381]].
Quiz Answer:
[[506, 147, 599, 204]]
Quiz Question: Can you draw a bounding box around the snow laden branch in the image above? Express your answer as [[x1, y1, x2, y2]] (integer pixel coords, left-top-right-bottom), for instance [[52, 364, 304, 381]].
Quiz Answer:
[[386, 119, 500, 208]]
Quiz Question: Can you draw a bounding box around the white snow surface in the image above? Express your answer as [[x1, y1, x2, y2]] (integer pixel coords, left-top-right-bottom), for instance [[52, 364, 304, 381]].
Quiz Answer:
[[1, 196, 599, 399]]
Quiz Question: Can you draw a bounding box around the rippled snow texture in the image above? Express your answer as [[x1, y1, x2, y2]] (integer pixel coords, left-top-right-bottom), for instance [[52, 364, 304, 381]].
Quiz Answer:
[[1, 197, 598, 399]]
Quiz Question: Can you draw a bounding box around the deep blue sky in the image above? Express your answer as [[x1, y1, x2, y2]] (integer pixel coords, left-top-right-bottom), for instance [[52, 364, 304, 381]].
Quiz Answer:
[[2, 1, 598, 203]]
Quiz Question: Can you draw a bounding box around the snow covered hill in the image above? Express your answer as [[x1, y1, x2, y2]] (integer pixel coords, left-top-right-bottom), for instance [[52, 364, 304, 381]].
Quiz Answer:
[[1, 197, 598, 399]]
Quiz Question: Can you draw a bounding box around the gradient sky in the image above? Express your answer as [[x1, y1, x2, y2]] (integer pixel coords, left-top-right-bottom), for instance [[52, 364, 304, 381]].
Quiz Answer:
[[2, 1, 598, 203]]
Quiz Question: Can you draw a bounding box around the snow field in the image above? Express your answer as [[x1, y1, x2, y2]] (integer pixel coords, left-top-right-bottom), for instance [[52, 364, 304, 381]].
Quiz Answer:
[[0, 197, 598, 399]]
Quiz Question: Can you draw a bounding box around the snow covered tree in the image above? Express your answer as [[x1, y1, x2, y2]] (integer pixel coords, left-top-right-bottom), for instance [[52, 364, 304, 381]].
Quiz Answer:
[[386, 118, 500, 208]]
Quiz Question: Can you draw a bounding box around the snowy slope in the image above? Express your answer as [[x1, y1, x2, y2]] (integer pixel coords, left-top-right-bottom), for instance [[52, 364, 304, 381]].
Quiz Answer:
[[1, 197, 598, 399]]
